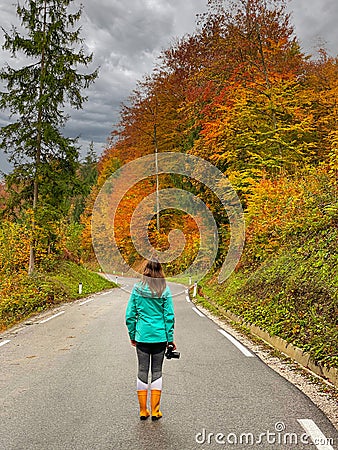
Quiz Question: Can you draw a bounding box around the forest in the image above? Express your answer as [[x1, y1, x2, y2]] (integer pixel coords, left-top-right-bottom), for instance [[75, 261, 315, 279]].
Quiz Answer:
[[0, 0, 337, 368]]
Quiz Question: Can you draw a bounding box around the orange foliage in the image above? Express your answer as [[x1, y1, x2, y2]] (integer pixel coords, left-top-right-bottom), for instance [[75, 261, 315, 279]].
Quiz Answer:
[[244, 168, 337, 261], [82, 0, 338, 274], [0, 182, 8, 210]]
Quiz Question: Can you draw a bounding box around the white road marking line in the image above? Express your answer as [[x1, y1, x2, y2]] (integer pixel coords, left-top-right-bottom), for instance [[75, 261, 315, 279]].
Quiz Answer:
[[186, 295, 191, 303], [218, 329, 255, 357], [297, 419, 334, 450], [0, 340, 11, 348], [192, 307, 205, 317], [79, 298, 94, 306], [40, 311, 65, 324]]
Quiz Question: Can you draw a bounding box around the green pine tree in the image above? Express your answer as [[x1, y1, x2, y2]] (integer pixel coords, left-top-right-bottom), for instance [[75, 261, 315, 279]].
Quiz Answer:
[[0, 0, 98, 274], [72, 141, 99, 223]]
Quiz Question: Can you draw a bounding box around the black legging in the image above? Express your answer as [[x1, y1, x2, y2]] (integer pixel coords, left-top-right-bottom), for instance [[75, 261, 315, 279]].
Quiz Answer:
[[136, 342, 166, 384]]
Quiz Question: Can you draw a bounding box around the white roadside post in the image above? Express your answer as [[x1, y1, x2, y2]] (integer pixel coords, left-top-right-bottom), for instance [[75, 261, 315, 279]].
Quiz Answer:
[[78, 283, 83, 294], [193, 282, 197, 298]]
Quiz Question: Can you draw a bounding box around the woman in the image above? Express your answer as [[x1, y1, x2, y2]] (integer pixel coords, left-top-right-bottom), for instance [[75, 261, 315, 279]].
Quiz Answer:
[[125, 259, 176, 421]]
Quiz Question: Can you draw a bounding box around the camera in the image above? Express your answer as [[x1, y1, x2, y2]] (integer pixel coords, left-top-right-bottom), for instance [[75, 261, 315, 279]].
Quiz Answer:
[[165, 344, 180, 359]]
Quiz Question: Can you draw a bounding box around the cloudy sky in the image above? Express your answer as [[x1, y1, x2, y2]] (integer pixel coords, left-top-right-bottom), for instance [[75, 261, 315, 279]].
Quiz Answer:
[[0, 0, 337, 174]]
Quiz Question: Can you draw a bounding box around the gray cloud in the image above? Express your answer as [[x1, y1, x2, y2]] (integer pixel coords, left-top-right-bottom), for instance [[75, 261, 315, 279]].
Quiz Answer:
[[288, 0, 338, 54], [0, 0, 337, 175]]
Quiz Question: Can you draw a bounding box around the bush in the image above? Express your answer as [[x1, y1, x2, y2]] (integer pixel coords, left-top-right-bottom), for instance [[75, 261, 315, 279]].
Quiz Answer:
[[244, 167, 337, 263]]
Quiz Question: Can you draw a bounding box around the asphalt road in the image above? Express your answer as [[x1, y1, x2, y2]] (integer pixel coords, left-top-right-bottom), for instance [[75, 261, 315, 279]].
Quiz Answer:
[[0, 278, 337, 450]]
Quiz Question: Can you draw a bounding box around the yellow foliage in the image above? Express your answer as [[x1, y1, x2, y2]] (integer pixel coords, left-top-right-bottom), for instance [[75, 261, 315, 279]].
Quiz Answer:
[[244, 168, 337, 261], [0, 221, 30, 273]]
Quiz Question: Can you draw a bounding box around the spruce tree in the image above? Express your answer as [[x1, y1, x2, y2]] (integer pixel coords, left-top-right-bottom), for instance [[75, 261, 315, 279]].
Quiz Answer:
[[0, 0, 98, 273]]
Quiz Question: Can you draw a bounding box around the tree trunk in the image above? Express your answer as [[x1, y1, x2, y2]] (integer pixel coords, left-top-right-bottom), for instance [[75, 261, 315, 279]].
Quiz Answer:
[[28, 0, 47, 275], [28, 245, 35, 275], [153, 123, 160, 231]]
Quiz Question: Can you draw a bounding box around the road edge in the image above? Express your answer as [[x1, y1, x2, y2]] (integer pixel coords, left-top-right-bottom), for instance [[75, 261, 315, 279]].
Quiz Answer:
[[188, 290, 338, 431]]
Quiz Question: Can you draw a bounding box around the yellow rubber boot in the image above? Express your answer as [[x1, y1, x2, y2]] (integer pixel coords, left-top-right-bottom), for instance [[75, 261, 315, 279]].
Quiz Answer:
[[137, 390, 150, 420], [151, 389, 162, 420]]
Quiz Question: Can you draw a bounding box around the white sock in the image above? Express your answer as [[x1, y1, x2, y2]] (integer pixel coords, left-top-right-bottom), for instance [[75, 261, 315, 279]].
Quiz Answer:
[[137, 378, 148, 391], [150, 377, 162, 390]]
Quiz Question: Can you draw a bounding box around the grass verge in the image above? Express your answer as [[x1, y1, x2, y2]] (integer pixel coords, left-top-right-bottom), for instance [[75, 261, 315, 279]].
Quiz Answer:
[[0, 261, 116, 331], [198, 228, 338, 369]]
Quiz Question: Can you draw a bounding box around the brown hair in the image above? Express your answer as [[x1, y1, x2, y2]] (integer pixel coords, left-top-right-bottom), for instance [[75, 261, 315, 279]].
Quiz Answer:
[[142, 259, 166, 298]]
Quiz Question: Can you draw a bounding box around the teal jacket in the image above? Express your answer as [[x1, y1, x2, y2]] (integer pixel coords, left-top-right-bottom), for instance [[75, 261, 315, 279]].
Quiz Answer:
[[125, 282, 175, 343]]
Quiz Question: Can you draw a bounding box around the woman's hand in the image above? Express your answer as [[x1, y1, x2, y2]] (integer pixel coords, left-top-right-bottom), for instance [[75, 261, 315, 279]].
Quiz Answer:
[[131, 340, 136, 347], [167, 342, 176, 350]]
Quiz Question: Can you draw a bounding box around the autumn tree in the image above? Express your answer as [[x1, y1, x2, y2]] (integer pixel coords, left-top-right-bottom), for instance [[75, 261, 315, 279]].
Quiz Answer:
[[0, 0, 98, 274], [186, 0, 309, 175], [301, 51, 338, 162], [71, 143, 99, 223], [84, 0, 338, 274]]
